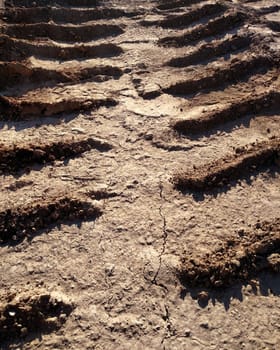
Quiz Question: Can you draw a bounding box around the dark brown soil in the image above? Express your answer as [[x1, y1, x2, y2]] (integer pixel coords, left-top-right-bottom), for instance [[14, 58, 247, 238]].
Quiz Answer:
[[0, 196, 102, 244], [0, 291, 73, 345], [178, 218, 280, 288], [173, 138, 280, 191]]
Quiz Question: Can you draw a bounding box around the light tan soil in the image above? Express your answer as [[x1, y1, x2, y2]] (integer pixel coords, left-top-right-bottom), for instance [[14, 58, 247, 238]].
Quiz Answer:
[[0, 0, 279, 349]]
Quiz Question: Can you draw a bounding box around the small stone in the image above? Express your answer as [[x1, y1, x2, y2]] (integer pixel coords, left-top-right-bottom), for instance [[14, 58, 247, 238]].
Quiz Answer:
[[231, 259, 240, 268], [144, 133, 153, 141], [33, 149, 46, 158], [71, 127, 86, 134], [197, 291, 209, 303], [46, 317, 58, 325], [267, 253, 280, 272], [213, 280, 223, 287], [105, 264, 115, 277], [237, 229, 245, 236], [59, 313, 67, 322]]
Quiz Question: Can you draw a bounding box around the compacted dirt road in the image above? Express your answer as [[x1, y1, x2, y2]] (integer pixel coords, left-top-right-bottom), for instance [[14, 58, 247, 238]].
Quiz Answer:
[[0, 0, 279, 349]]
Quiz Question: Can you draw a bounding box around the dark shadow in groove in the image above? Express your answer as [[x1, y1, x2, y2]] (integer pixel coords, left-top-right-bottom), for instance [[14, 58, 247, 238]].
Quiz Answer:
[[267, 20, 280, 32], [3, 23, 124, 43], [179, 272, 280, 310]]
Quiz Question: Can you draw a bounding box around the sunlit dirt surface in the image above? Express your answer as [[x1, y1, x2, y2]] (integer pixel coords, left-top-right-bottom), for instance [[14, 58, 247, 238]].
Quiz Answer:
[[0, 1, 279, 349]]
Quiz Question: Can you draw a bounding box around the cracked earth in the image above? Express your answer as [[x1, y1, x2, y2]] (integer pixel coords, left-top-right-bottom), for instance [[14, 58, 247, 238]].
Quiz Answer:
[[0, 0, 279, 349]]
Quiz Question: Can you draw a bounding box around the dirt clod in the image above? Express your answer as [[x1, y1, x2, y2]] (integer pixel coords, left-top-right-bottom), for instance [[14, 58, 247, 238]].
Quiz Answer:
[[0, 196, 102, 244], [179, 218, 280, 288], [173, 138, 280, 191], [0, 290, 73, 345]]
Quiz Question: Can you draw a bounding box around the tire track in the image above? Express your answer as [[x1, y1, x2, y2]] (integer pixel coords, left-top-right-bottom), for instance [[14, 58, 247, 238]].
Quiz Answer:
[[0, 35, 123, 61], [157, 0, 205, 11], [0, 195, 102, 245], [165, 33, 254, 67], [172, 90, 280, 136], [143, 2, 226, 28], [0, 61, 123, 91], [0, 1, 279, 343], [5, 0, 100, 7], [4, 6, 137, 24], [179, 217, 280, 288], [0, 92, 117, 120], [173, 137, 280, 191], [139, 53, 278, 99], [0, 136, 112, 174], [3, 22, 124, 42], [159, 11, 247, 47]]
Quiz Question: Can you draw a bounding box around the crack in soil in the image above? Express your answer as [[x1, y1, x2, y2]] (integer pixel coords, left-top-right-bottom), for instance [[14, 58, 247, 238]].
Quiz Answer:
[[152, 178, 168, 287], [161, 304, 176, 347]]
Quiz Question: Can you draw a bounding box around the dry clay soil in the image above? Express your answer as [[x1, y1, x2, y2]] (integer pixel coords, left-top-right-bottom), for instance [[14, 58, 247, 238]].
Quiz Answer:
[[0, 0, 280, 349]]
